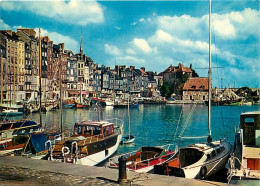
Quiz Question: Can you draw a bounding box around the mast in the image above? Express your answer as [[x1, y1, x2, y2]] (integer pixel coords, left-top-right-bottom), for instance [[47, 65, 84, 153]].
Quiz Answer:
[[1, 53, 3, 105], [13, 57, 15, 105], [113, 62, 116, 104], [128, 94, 131, 139], [59, 54, 63, 139], [208, 0, 212, 143], [39, 28, 42, 127]]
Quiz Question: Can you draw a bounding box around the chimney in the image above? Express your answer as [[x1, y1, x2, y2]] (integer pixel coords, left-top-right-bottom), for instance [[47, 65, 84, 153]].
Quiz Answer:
[[190, 64, 193, 70], [140, 67, 145, 72]]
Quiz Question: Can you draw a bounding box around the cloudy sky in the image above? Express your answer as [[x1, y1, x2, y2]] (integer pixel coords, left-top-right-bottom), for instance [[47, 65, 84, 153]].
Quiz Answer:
[[0, 0, 259, 88]]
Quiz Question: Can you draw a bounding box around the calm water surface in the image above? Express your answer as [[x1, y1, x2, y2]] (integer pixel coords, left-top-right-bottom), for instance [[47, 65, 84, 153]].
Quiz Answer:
[[12, 104, 260, 155]]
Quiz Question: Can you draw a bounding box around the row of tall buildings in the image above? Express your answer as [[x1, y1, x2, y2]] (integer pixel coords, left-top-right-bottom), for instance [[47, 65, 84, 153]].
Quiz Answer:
[[0, 28, 202, 103]]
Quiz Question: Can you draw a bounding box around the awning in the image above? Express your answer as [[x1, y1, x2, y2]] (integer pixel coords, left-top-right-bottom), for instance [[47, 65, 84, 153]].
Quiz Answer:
[[69, 91, 79, 95]]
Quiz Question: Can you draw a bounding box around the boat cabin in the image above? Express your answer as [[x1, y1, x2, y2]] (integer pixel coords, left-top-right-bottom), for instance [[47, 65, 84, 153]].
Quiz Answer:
[[240, 111, 260, 171], [73, 121, 115, 137], [240, 111, 260, 146]]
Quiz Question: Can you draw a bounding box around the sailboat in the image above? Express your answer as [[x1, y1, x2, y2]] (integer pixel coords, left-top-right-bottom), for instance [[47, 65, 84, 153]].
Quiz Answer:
[[121, 95, 135, 144], [154, 0, 232, 179]]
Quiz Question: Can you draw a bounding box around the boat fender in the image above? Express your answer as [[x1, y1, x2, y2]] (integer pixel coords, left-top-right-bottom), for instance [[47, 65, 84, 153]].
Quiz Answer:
[[62, 146, 70, 156], [200, 166, 207, 178]]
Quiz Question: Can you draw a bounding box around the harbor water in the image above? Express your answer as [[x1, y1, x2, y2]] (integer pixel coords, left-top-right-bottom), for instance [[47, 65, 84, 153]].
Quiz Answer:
[[8, 104, 260, 155]]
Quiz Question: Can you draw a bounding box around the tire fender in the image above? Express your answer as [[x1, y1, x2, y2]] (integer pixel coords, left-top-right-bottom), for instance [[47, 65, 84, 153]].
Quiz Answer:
[[200, 166, 207, 178]]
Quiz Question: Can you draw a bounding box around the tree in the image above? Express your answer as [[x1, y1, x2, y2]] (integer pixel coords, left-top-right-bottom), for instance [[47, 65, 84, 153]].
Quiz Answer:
[[159, 81, 171, 98], [175, 73, 190, 94]]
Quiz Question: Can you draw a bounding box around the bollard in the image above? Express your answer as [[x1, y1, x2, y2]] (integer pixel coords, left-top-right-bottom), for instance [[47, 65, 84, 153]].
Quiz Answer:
[[118, 156, 127, 183]]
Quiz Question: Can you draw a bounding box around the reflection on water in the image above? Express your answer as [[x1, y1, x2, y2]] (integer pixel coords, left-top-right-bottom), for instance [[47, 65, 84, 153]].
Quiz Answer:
[[8, 104, 260, 154]]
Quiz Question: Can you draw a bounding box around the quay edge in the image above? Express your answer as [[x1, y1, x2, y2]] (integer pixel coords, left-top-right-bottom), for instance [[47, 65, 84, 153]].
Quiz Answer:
[[0, 156, 230, 186]]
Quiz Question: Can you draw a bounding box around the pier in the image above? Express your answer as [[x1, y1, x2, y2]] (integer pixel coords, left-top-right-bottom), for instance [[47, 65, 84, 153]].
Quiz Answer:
[[0, 156, 228, 185]]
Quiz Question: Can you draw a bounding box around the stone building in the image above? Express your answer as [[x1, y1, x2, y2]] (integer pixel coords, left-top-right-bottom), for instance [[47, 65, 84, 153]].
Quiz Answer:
[[182, 77, 209, 101]]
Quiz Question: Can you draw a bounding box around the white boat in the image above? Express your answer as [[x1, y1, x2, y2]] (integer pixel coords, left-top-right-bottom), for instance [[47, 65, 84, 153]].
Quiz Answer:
[[0, 109, 23, 116], [105, 99, 114, 106], [154, 0, 232, 179], [155, 140, 231, 178], [228, 111, 260, 184], [49, 119, 124, 166], [121, 96, 135, 144]]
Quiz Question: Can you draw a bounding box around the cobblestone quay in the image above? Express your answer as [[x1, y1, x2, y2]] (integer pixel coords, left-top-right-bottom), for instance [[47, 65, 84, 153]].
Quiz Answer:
[[0, 156, 228, 185]]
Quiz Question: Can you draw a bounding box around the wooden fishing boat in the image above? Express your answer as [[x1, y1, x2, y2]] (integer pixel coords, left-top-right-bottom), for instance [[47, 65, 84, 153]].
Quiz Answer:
[[76, 103, 85, 108], [109, 145, 177, 173], [63, 103, 75, 109], [0, 109, 23, 116], [0, 119, 40, 156], [228, 111, 260, 184], [49, 119, 124, 166]]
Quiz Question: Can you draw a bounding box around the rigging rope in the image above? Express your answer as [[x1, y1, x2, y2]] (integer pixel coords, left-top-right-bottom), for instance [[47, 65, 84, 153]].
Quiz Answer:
[[174, 106, 183, 141]]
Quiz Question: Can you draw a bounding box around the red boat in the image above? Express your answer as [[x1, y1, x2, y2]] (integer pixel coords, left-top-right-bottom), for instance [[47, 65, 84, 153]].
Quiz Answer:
[[109, 145, 177, 173], [76, 103, 85, 108]]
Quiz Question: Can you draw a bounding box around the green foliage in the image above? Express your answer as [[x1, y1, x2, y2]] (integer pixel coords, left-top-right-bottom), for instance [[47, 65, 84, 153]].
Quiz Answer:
[[175, 73, 190, 94], [159, 81, 171, 98]]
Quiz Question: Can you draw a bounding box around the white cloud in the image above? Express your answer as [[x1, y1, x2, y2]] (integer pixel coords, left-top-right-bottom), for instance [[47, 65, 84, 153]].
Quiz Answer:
[[132, 38, 155, 54], [130, 22, 137, 26], [115, 26, 121, 30], [0, 19, 11, 30], [1, 0, 104, 26], [139, 18, 145, 22], [126, 48, 136, 55], [156, 8, 259, 41], [35, 27, 79, 53], [214, 17, 236, 38], [118, 56, 145, 66], [104, 44, 121, 56], [152, 30, 173, 43]]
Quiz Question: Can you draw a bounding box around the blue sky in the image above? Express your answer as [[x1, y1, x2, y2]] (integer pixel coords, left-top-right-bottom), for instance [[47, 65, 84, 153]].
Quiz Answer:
[[0, 0, 259, 88]]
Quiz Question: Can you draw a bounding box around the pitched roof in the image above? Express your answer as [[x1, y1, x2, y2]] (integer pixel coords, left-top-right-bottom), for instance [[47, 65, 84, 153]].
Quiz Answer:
[[183, 77, 209, 91], [163, 63, 192, 74]]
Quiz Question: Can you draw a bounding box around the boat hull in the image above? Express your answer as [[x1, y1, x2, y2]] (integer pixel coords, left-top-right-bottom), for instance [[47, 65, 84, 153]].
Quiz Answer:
[[154, 140, 232, 179], [77, 133, 123, 166]]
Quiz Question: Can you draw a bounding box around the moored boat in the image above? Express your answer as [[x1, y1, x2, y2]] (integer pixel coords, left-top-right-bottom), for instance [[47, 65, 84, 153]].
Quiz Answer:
[[0, 109, 23, 116], [0, 119, 40, 156], [227, 111, 260, 183], [109, 145, 177, 173], [63, 103, 75, 109], [154, 140, 231, 178], [49, 119, 124, 166], [154, 0, 232, 179], [113, 102, 139, 108]]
